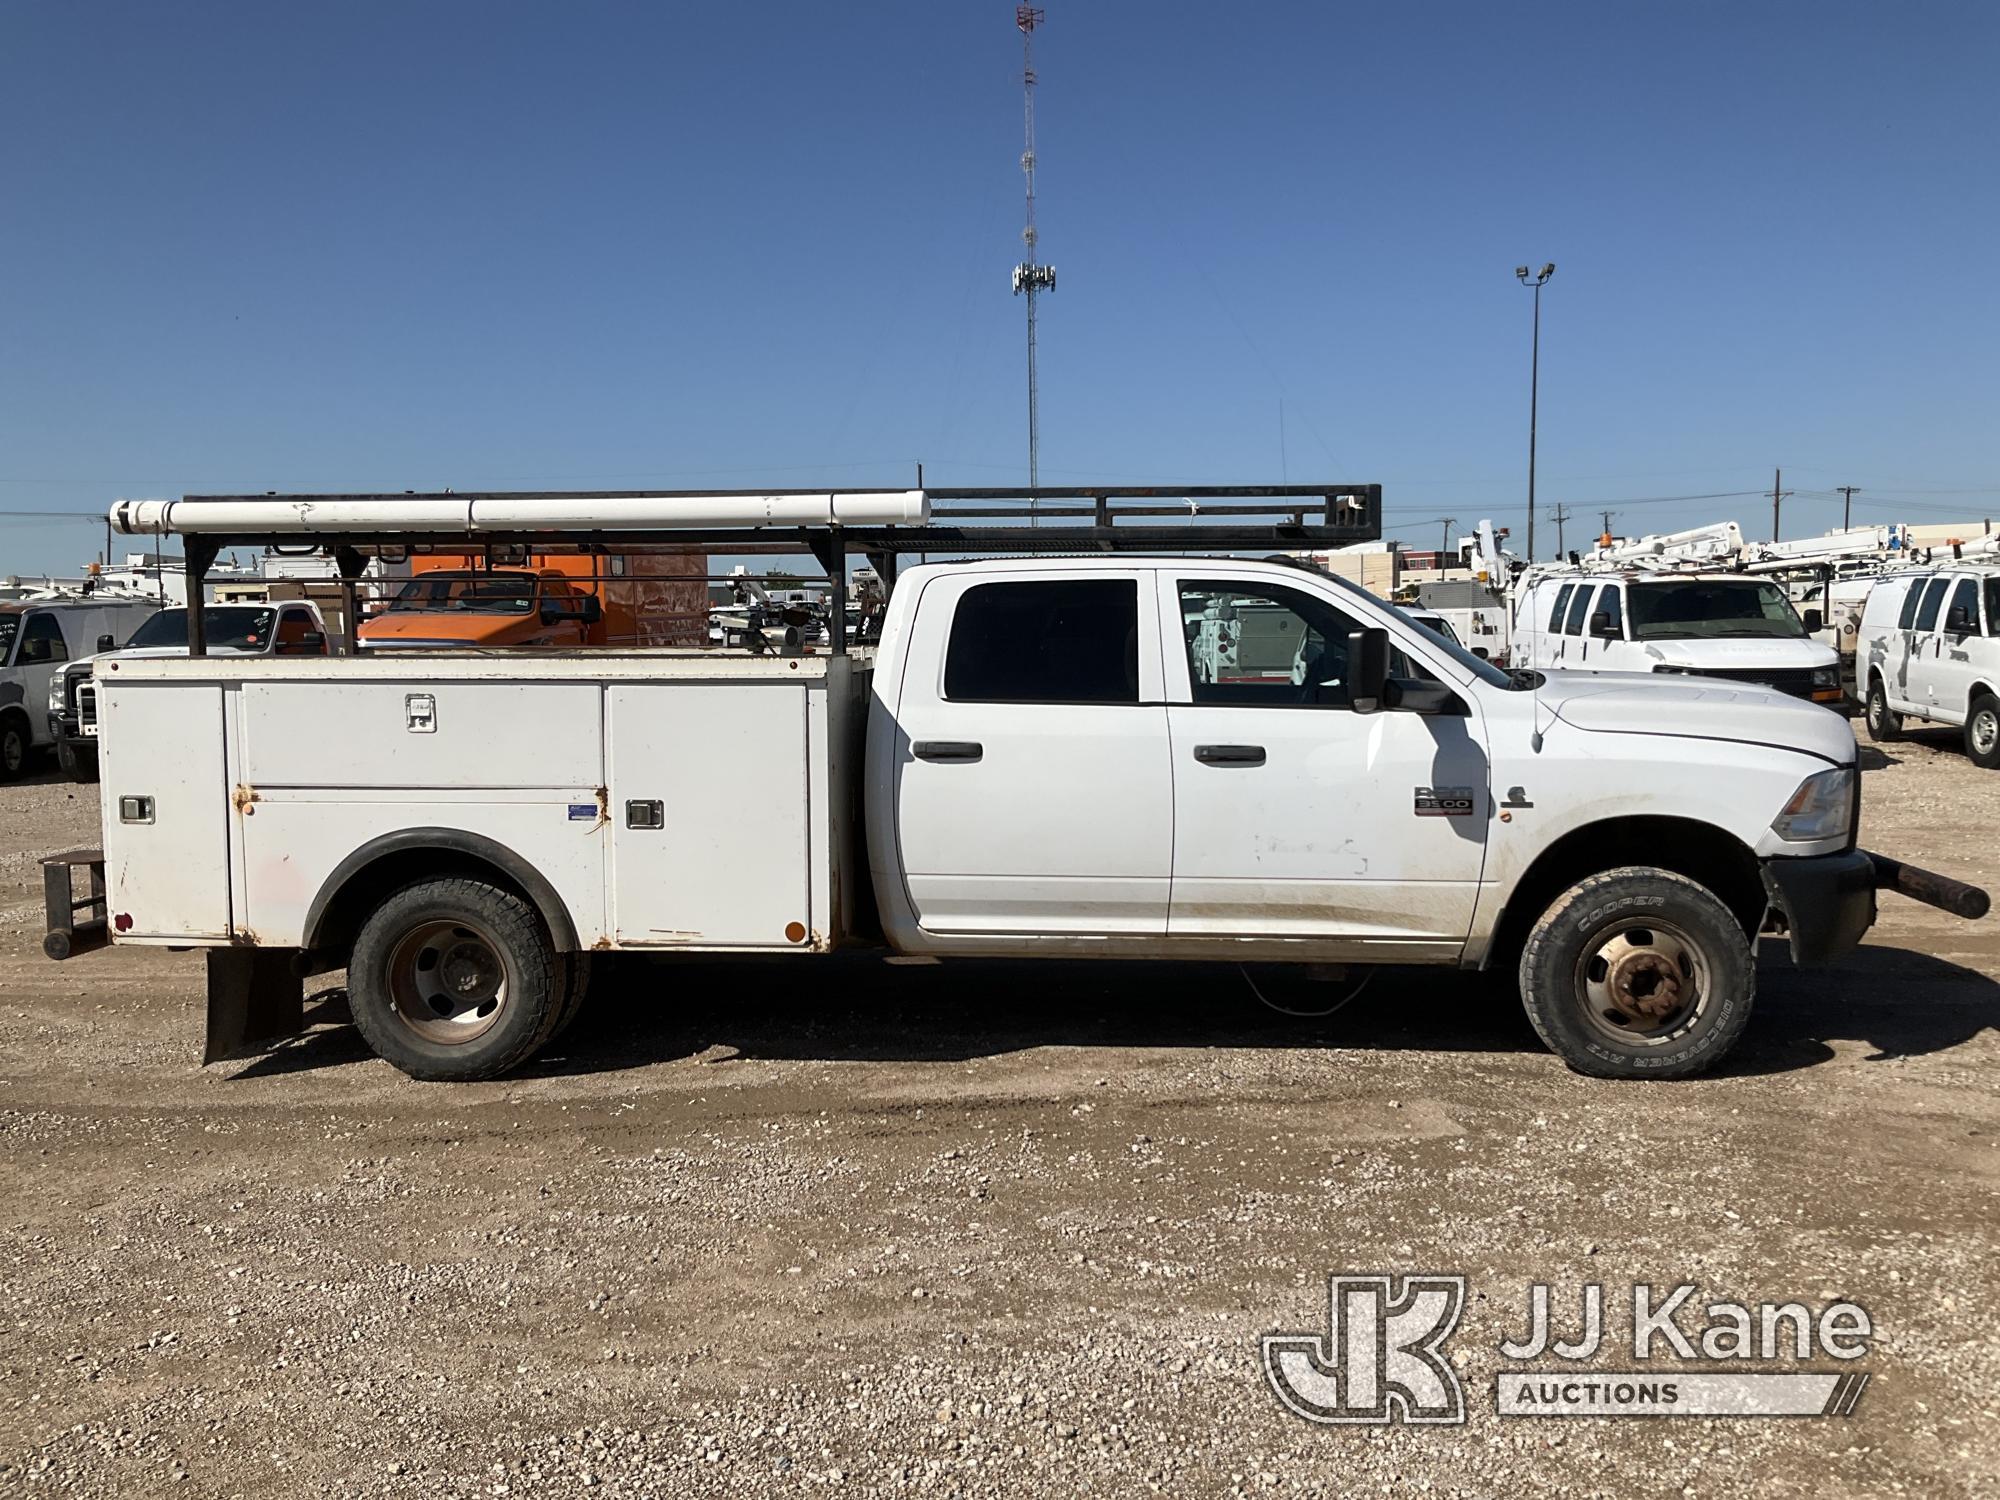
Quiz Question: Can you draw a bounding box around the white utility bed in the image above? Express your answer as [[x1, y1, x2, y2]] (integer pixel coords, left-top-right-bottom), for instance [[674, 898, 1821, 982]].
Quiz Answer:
[[95, 651, 872, 953]]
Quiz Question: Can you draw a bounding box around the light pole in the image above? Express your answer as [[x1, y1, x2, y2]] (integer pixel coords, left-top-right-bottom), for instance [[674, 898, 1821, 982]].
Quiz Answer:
[[1440, 517, 1457, 566], [1515, 262, 1555, 561]]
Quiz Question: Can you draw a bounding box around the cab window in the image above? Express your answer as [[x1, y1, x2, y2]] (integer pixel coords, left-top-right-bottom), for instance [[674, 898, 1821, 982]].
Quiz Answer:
[[1594, 584, 1624, 638], [1913, 578, 1950, 632], [1177, 579, 1425, 708], [1986, 580, 2000, 636], [274, 610, 321, 653], [1945, 578, 1980, 635], [1897, 580, 1926, 630], [1563, 586, 1593, 635], [17, 612, 68, 664], [1547, 584, 1573, 631], [944, 579, 1138, 704]]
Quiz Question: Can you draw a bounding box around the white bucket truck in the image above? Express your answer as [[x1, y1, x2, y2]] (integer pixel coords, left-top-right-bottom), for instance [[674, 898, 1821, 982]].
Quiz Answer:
[[41, 485, 1986, 1083]]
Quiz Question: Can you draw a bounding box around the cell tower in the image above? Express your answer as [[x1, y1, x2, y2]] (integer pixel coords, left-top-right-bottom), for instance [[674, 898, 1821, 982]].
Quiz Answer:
[[1010, 5, 1056, 501]]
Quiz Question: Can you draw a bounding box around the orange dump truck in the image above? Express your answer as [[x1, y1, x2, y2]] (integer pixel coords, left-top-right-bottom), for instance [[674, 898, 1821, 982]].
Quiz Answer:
[[357, 550, 707, 651]]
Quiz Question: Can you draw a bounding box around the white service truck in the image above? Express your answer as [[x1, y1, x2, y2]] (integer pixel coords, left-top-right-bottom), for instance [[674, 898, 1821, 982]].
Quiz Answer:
[[43, 488, 1989, 1084]]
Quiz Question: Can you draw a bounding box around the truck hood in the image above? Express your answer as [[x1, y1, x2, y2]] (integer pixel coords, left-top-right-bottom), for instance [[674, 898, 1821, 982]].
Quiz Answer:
[[1631, 636, 1839, 670], [358, 613, 522, 645], [1535, 671, 1855, 766]]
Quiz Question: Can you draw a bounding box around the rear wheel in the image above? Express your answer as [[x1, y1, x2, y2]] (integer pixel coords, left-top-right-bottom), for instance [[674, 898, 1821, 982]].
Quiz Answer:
[[1966, 693, 2000, 769], [347, 878, 565, 1081], [1519, 867, 1754, 1079], [0, 716, 31, 780], [56, 739, 99, 783], [1864, 679, 1902, 742]]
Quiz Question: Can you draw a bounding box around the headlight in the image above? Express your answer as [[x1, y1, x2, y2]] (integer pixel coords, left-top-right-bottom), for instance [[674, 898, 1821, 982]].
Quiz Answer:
[[1811, 667, 1839, 688], [48, 673, 68, 711], [1771, 767, 1855, 843]]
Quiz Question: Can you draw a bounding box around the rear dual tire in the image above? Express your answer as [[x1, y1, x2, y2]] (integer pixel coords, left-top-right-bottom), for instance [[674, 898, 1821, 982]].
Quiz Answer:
[[347, 878, 570, 1082], [1519, 867, 1754, 1080]]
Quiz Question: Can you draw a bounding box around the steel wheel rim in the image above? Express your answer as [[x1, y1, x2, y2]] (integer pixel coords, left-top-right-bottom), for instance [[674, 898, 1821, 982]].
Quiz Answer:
[[385, 917, 512, 1045], [1575, 916, 1711, 1047], [1973, 710, 1998, 756]]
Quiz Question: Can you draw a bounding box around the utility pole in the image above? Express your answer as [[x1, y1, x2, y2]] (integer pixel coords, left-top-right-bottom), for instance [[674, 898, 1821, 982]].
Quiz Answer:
[[1598, 508, 1617, 540], [1549, 502, 1571, 558], [1515, 262, 1555, 560], [1011, 5, 1057, 512], [1768, 468, 1790, 543], [1440, 518, 1457, 565], [1837, 486, 1860, 529]]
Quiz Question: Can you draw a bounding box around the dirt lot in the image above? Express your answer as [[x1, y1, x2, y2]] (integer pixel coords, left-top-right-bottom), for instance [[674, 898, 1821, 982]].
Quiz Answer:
[[2, 723, 1996, 1499]]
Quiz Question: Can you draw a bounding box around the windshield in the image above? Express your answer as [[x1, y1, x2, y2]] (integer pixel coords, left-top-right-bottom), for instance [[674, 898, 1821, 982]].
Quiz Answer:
[[1628, 580, 1805, 640], [389, 572, 537, 614], [0, 614, 16, 664], [128, 607, 277, 651]]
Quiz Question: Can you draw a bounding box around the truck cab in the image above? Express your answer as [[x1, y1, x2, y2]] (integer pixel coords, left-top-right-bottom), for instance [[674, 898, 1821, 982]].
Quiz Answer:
[[358, 569, 603, 651], [1512, 570, 1842, 703], [50, 601, 328, 781], [2, 596, 158, 779], [1859, 564, 2000, 765]]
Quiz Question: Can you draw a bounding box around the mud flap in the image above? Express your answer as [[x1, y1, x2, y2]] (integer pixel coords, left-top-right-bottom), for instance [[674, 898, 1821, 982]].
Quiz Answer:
[[204, 949, 305, 1063]]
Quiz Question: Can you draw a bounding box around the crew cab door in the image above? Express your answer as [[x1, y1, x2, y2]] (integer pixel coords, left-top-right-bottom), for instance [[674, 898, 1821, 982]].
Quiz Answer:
[[1159, 572, 1489, 955], [889, 571, 1173, 934]]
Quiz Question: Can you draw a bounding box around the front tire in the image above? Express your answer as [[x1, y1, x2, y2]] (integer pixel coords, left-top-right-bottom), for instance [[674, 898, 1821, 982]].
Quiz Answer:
[[347, 878, 565, 1081], [1518, 867, 1754, 1079], [1864, 679, 1902, 742], [1966, 693, 2000, 769], [56, 739, 99, 783], [0, 716, 31, 780]]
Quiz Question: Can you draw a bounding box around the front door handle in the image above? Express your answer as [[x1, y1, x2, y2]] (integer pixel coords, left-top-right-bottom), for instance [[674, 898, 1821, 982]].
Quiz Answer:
[[1194, 743, 1266, 766], [912, 740, 984, 763]]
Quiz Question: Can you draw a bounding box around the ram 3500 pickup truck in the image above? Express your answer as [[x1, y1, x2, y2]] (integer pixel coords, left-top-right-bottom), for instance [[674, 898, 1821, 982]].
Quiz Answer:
[[59, 549, 1990, 1084]]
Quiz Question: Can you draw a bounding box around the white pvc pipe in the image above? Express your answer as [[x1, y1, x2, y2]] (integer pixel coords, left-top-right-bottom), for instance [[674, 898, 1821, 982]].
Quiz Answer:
[[111, 491, 930, 536]]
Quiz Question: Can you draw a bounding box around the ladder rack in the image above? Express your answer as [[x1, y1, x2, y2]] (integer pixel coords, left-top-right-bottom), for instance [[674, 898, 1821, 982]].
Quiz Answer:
[[116, 482, 1383, 657]]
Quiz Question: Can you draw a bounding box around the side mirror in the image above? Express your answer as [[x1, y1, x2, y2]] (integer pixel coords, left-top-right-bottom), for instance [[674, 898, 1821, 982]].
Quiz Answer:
[[1588, 610, 1618, 639], [1347, 628, 1389, 714], [1471, 646, 1490, 660], [96, 633, 117, 653], [1944, 606, 1970, 634], [1804, 607, 1826, 633], [539, 600, 565, 626], [297, 631, 326, 654], [581, 596, 603, 625]]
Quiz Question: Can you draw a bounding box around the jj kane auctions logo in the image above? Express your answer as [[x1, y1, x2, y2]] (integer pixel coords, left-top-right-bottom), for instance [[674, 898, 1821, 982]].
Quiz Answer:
[[1263, 1275, 1874, 1423]]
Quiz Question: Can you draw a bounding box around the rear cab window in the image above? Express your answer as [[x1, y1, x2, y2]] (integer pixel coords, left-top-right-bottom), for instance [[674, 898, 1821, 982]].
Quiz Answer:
[[944, 578, 1139, 704]]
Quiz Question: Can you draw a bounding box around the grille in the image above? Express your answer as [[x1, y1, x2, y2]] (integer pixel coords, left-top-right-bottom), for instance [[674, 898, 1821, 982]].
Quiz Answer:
[[1688, 666, 1818, 699], [77, 681, 97, 730]]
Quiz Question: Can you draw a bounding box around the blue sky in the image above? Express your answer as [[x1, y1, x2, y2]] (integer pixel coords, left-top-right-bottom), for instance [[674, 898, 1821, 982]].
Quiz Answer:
[[2, 0, 1994, 572]]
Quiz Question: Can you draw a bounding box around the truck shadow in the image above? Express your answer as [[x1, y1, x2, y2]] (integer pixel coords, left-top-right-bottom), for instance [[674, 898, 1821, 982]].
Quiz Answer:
[[518, 940, 2000, 1080]]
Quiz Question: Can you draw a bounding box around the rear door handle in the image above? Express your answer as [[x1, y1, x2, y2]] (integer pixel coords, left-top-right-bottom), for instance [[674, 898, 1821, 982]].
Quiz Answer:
[[1194, 744, 1266, 766], [912, 740, 984, 763]]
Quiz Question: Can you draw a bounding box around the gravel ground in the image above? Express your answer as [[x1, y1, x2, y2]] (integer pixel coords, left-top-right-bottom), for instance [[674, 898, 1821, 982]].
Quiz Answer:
[[1, 720, 1996, 1498]]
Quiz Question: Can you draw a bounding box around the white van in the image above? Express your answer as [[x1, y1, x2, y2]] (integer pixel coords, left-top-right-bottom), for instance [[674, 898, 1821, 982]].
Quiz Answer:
[[0, 597, 158, 778], [1857, 565, 2000, 765], [1512, 570, 1842, 703]]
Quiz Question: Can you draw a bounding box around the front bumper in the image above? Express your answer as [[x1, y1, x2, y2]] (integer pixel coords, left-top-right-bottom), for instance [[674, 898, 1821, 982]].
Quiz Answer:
[[1762, 847, 1993, 964], [47, 713, 93, 750], [1761, 849, 1876, 965]]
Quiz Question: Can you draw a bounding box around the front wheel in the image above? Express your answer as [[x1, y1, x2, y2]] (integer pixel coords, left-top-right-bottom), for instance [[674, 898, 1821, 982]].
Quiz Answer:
[[347, 878, 566, 1081], [0, 717, 31, 780], [56, 739, 99, 783], [1864, 679, 1902, 742], [1966, 693, 2000, 769], [1518, 867, 1754, 1079]]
